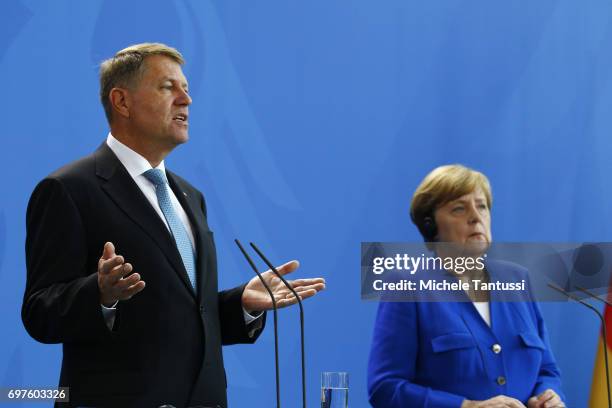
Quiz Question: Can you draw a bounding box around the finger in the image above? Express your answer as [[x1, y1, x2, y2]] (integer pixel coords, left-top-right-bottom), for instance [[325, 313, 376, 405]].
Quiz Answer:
[[538, 390, 556, 406], [98, 242, 117, 271], [285, 288, 317, 297], [538, 389, 554, 399], [284, 288, 317, 301], [105, 262, 132, 283], [113, 271, 141, 291], [291, 286, 314, 294], [271, 260, 300, 276], [501, 397, 526, 408], [101, 242, 115, 260], [290, 277, 326, 288], [118, 280, 146, 300], [292, 283, 325, 293], [99, 255, 125, 275], [271, 290, 290, 301], [539, 394, 554, 405], [543, 398, 562, 408], [276, 296, 301, 308]]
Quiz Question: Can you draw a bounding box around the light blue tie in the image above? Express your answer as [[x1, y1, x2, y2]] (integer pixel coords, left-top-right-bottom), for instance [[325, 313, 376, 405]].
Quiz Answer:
[[143, 169, 196, 291]]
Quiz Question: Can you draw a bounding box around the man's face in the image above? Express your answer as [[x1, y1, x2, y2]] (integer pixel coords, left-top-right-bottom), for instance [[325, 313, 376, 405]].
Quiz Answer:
[[128, 55, 191, 150]]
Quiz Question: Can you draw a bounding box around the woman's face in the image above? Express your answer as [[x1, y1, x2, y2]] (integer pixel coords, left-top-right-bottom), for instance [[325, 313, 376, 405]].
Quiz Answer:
[[433, 188, 492, 247]]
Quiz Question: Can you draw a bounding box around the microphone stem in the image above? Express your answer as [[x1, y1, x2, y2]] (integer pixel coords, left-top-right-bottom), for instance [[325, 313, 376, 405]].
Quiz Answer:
[[250, 243, 307, 408], [235, 240, 281, 408]]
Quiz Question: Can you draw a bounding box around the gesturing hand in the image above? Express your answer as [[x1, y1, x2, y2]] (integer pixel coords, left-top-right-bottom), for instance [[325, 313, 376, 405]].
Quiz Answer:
[[98, 242, 145, 307], [241, 260, 325, 313]]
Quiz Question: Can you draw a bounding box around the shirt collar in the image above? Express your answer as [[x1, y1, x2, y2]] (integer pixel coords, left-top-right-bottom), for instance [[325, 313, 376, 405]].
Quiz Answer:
[[106, 133, 166, 178]]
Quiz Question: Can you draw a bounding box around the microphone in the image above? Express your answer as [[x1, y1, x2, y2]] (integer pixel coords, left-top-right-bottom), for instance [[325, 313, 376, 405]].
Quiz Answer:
[[548, 283, 611, 408], [575, 285, 612, 307], [235, 239, 281, 408], [250, 242, 307, 408]]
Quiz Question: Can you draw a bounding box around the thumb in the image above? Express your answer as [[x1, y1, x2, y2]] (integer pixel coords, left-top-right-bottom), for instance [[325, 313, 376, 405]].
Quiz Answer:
[[273, 260, 300, 276], [102, 242, 115, 260]]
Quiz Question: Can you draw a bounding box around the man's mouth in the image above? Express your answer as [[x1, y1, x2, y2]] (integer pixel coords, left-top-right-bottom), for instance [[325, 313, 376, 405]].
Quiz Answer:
[[173, 113, 188, 124]]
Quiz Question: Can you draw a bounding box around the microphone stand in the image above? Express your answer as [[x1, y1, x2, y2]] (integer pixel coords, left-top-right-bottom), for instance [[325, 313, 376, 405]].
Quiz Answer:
[[250, 242, 307, 408], [548, 283, 611, 408], [235, 239, 281, 408]]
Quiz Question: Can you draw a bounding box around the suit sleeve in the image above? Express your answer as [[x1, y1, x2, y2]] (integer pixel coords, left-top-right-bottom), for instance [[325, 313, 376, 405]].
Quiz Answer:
[[368, 301, 466, 408], [218, 285, 265, 345], [198, 191, 266, 345], [22, 178, 113, 344], [530, 301, 565, 401]]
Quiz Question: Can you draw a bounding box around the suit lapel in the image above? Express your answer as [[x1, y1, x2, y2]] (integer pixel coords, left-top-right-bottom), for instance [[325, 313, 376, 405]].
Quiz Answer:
[[94, 143, 196, 298]]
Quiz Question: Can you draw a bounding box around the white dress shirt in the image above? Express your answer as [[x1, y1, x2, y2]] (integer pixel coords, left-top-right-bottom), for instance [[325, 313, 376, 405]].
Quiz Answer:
[[101, 133, 259, 329], [106, 133, 196, 247], [473, 302, 491, 326]]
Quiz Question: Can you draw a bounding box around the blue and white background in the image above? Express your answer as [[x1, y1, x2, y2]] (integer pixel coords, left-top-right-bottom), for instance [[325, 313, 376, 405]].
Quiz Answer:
[[1, 0, 611, 406]]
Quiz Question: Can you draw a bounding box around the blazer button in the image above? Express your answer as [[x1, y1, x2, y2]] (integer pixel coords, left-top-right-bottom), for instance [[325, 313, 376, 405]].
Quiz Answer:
[[491, 343, 502, 354], [199, 305, 205, 313], [496, 376, 506, 385]]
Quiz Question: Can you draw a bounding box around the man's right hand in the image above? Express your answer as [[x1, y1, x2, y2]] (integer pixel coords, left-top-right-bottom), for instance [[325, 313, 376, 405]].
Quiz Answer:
[[98, 242, 145, 307], [462, 396, 527, 408]]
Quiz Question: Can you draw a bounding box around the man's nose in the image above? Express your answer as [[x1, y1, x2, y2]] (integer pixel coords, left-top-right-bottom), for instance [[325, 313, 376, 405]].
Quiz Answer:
[[176, 89, 192, 105]]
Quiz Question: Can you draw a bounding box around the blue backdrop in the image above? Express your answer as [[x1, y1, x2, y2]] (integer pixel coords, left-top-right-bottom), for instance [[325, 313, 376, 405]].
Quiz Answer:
[[1, 0, 609, 406]]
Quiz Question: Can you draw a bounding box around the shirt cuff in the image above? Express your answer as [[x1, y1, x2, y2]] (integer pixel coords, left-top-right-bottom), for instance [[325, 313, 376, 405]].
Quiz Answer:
[[243, 308, 264, 338], [100, 302, 118, 330], [243, 307, 263, 325]]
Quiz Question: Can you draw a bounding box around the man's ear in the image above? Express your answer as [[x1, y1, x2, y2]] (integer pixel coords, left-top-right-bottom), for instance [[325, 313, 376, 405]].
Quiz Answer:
[[109, 87, 131, 119]]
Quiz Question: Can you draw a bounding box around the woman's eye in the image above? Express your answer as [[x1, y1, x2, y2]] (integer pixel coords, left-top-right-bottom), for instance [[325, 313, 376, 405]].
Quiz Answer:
[[452, 206, 464, 213]]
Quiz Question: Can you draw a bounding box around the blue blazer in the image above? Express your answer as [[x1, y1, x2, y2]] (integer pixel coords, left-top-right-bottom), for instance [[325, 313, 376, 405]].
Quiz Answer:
[[367, 261, 564, 408]]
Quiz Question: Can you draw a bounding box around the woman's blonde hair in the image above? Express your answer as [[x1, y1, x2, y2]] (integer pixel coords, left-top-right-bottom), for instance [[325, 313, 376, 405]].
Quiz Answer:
[[410, 164, 492, 241]]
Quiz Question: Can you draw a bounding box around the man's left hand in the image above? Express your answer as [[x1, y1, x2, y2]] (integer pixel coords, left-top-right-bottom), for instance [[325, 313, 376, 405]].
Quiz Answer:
[[241, 260, 325, 313]]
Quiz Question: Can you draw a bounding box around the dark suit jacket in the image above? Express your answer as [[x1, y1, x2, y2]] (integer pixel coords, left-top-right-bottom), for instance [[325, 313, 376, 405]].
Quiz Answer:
[[22, 143, 264, 408]]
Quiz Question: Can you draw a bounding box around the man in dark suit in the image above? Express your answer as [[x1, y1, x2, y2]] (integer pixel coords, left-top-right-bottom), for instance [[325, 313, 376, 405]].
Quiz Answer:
[[22, 43, 325, 408]]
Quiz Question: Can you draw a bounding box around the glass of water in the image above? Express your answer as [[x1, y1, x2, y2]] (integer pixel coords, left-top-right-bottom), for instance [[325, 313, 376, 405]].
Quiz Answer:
[[321, 371, 348, 408]]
